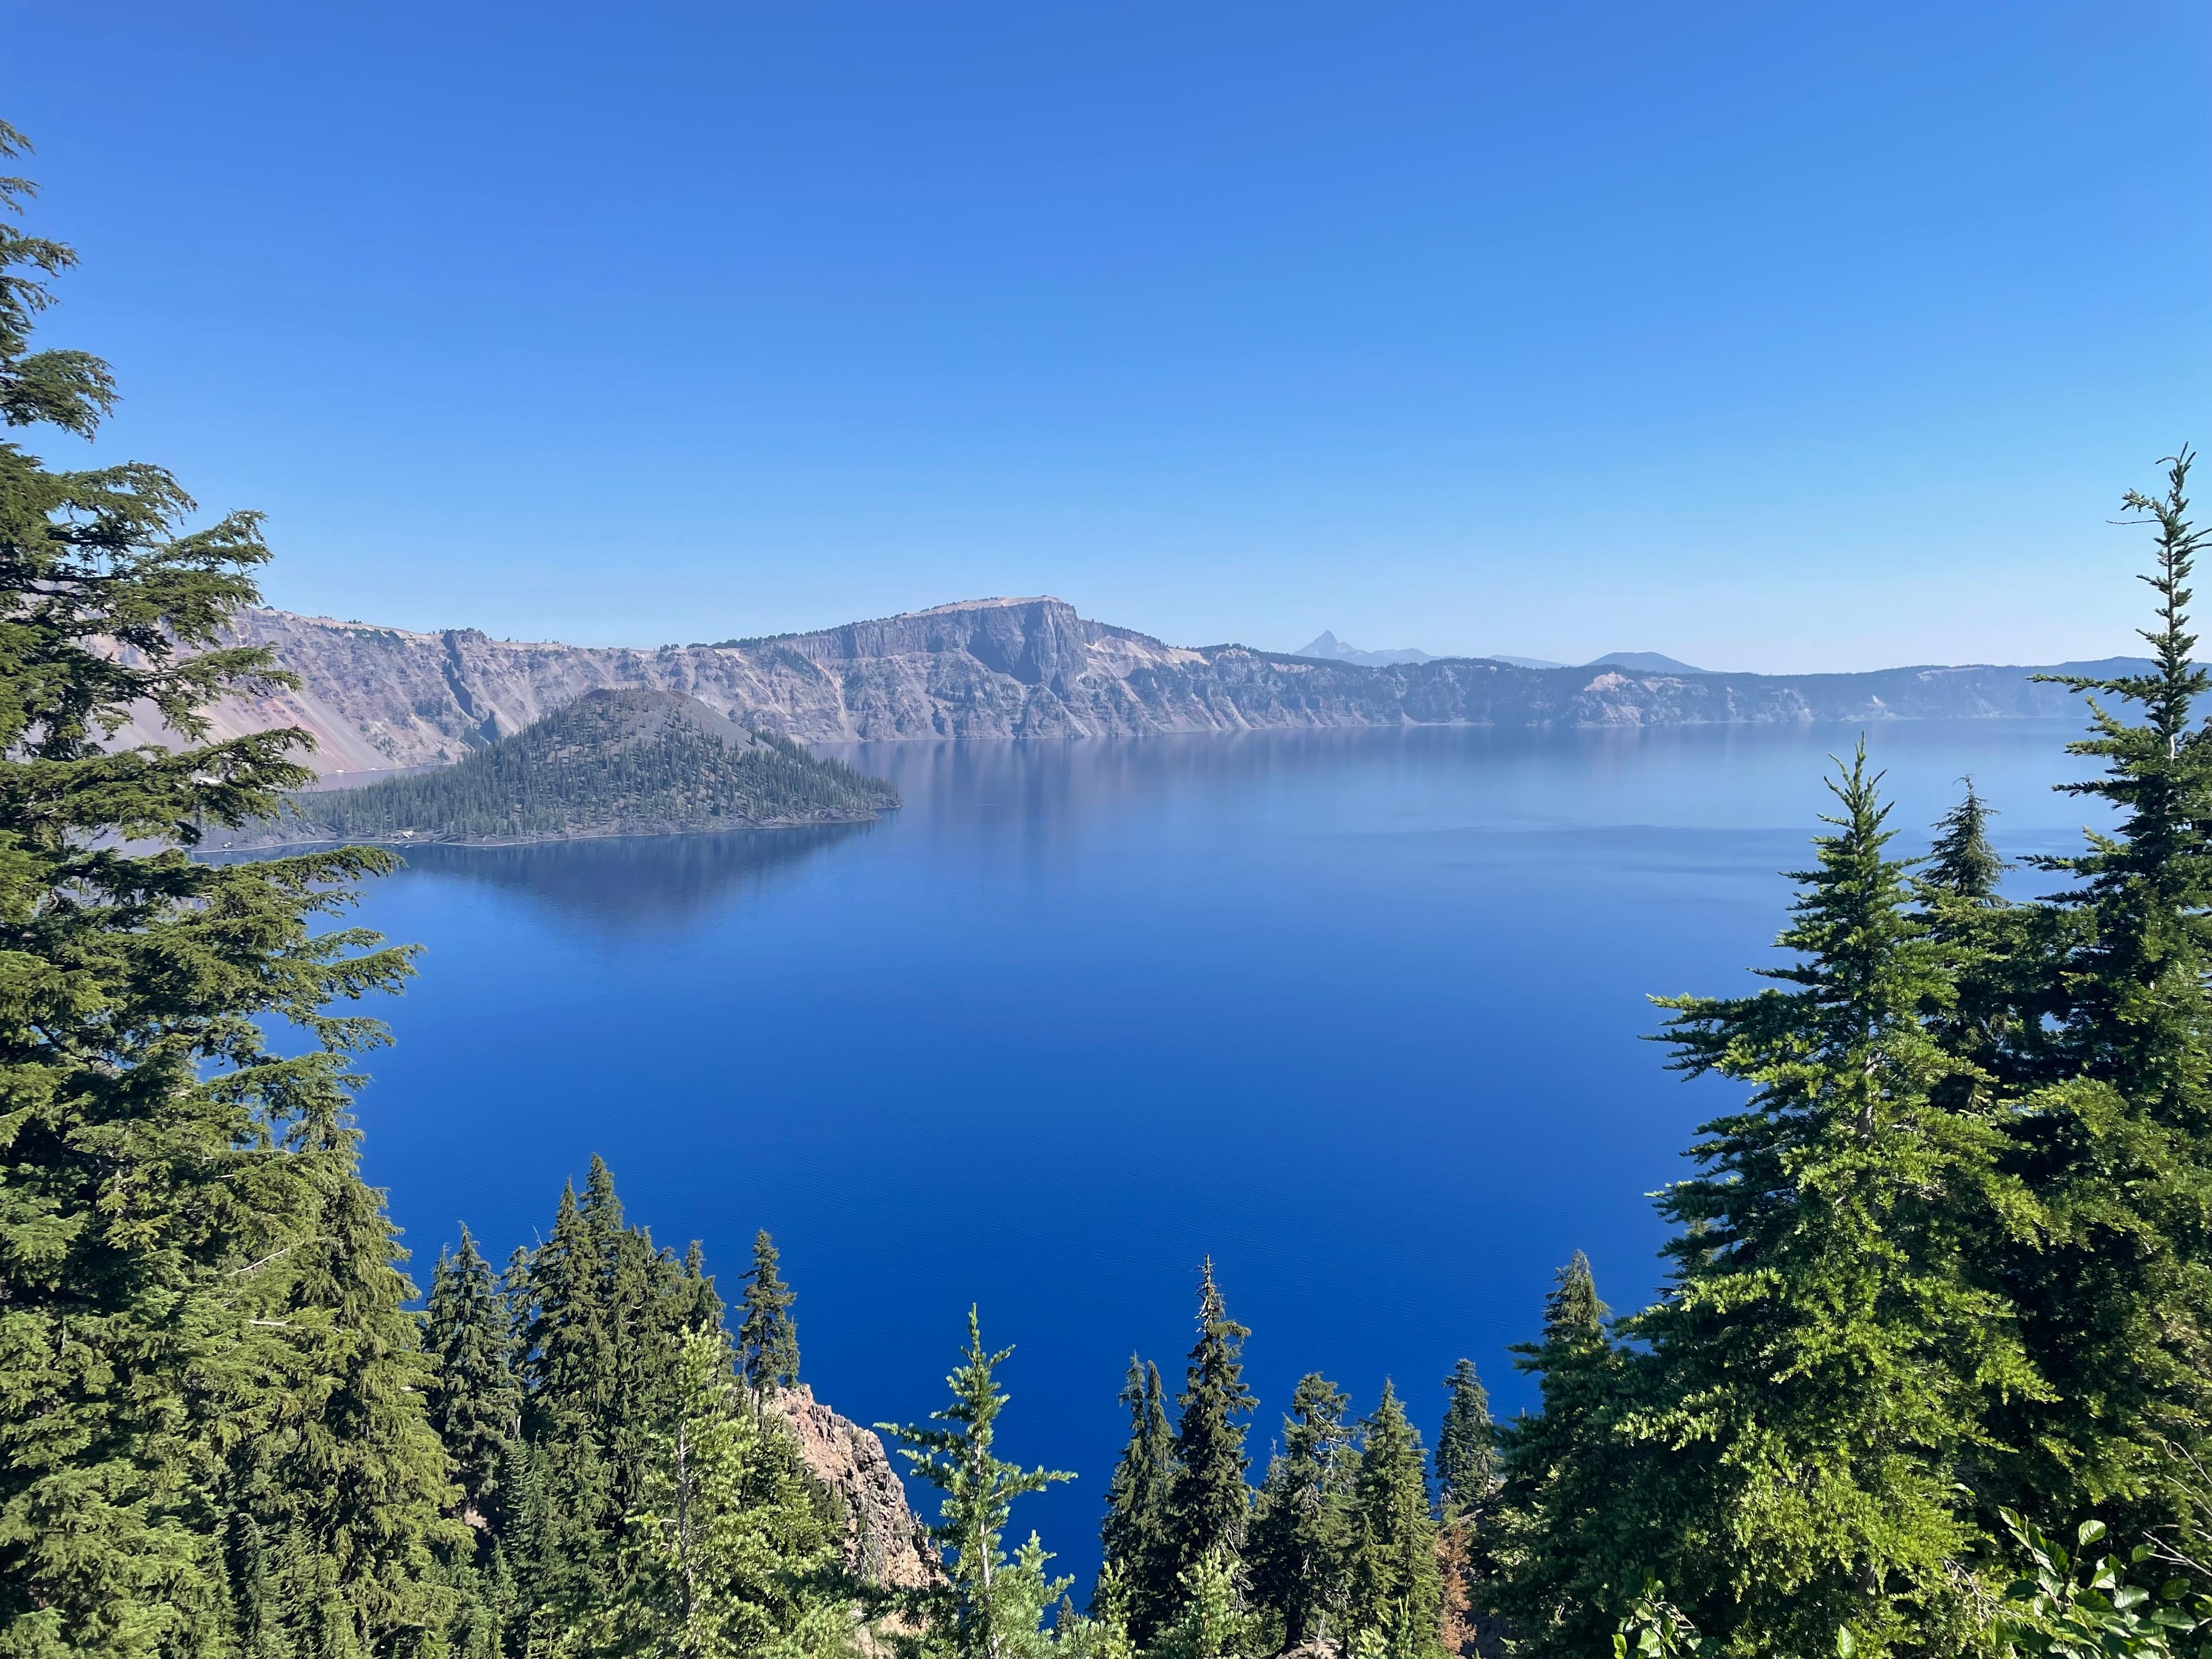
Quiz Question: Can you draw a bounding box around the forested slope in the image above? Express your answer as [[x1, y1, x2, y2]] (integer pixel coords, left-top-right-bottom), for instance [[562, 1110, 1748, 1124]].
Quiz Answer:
[[221, 687, 899, 846]]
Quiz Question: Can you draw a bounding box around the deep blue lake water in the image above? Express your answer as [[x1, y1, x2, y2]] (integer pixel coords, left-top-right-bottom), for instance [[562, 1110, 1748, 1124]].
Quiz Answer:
[[339, 718, 2104, 1587]]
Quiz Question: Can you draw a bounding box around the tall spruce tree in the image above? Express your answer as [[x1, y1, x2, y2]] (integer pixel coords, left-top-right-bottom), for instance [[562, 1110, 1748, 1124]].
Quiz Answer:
[[1433, 1361, 1493, 1521], [881, 1308, 1074, 1659], [1343, 1384, 1444, 1659], [509, 1160, 705, 1636], [1246, 1373, 1353, 1650], [1487, 1255, 1630, 1658], [0, 120, 450, 1657], [1097, 1357, 1177, 1641], [1621, 747, 2041, 1654], [513, 1179, 619, 1620], [425, 1227, 521, 1534], [738, 1229, 801, 1397], [1165, 1260, 1255, 1588], [2002, 451, 2212, 1521]]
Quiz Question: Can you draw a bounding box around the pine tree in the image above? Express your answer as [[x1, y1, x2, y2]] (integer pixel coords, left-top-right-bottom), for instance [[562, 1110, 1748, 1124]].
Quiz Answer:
[[1343, 1383, 1444, 1659], [425, 1226, 521, 1533], [0, 120, 445, 1656], [1097, 1357, 1176, 1641], [1622, 747, 2041, 1653], [1433, 1362, 1493, 1521], [738, 1229, 801, 1397], [2001, 452, 2212, 1520], [1165, 1260, 1255, 1586], [1247, 1373, 1353, 1649], [596, 1325, 855, 1659], [881, 1307, 1074, 1659]]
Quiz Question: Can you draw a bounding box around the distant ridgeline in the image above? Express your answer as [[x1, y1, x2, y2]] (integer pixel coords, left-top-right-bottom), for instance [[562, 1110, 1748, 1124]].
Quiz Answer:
[[238, 688, 897, 846]]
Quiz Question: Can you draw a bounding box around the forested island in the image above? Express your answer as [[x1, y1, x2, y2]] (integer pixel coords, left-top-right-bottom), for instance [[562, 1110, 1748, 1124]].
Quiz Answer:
[[13, 121, 2212, 1659], [208, 687, 899, 849]]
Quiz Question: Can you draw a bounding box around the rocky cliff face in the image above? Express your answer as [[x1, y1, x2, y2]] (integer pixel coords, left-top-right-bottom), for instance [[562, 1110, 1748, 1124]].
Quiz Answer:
[[135, 596, 2093, 775], [764, 1384, 935, 1594]]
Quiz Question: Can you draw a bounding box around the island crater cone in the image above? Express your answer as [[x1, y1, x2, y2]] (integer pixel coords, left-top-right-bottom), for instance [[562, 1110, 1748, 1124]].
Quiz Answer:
[[207, 685, 899, 847]]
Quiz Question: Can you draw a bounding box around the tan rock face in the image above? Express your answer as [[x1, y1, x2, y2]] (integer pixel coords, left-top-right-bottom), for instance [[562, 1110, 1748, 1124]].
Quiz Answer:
[[763, 1384, 937, 1593], [109, 597, 2085, 775]]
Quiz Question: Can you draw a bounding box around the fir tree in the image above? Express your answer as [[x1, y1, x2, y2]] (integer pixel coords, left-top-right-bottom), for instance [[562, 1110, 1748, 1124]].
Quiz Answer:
[[1623, 747, 2041, 1653], [1247, 1373, 1353, 1649], [881, 1308, 1074, 1659], [1096, 1357, 1176, 1641], [2003, 452, 2212, 1520], [514, 1178, 620, 1619], [0, 120, 445, 1656], [1343, 1383, 1444, 1659], [597, 1325, 855, 1659], [1487, 1255, 1628, 1658], [1165, 1260, 1255, 1585], [425, 1226, 521, 1533], [739, 1229, 801, 1397], [1433, 1361, 1493, 1521]]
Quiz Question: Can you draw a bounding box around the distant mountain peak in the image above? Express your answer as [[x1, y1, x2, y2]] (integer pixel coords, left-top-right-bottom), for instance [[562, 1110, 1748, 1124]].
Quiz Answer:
[[1293, 630, 1435, 666], [1586, 650, 1706, 674]]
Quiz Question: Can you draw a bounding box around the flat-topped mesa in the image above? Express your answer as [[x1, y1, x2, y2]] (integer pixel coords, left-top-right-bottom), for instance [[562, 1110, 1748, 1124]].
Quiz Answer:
[[715, 596, 1171, 686], [154, 600, 2106, 776]]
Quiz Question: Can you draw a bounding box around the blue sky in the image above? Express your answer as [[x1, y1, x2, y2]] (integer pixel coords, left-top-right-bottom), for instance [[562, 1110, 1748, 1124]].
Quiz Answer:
[[7, 2, 2209, 669]]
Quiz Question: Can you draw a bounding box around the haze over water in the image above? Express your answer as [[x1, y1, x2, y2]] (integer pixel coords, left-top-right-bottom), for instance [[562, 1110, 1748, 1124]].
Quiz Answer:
[[346, 719, 2105, 1585]]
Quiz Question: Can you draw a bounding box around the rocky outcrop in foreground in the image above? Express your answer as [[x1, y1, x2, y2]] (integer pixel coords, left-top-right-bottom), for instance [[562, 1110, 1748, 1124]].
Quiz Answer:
[[128, 596, 2104, 775], [765, 1384, 936, 1594]]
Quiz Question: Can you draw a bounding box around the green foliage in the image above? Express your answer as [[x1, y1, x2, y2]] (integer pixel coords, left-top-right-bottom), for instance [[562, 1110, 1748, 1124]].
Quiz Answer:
[[504, 1158, 717, 1636], [1611, 1580, 1701, 1659], [1433, 1361, 1493, 1522], [1097, 1358, 1177, 1643], [276, 691, 897, 846], [0, 119, 453, 1658], [1343, 1383, 1444, 1659], [592, 1326, 856, 1659], [1147, 1549, 1257, 1659], [2001, 451, 2212, 1518], [1994, 1512, 2212, 1659], [882, 1308, 1074, 1659], [1164, 1263, 1253, 1588], [1487, 1253, 1629, 1655], [1618, 745, 2041, 1653], [738, 1230, 801, 1398], [1246, 1373, 1352, 1649], [425, 1228, 521, 1533]]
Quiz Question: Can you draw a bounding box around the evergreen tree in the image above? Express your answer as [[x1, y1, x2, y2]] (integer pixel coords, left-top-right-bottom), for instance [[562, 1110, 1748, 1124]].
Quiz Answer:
[[1096, 1357, 1176, 1642], [739, 1229, 801, 1397], [1343, 1384, 1444, 1659], [0, 120, 447, 1656], [425, 1226, 521, 1533], [595, 1325, 855, 1659], [1487, 1256, 1629, 1657], [881, 1308, 1074, 1659], [1433, 1362, 1493, 1521], [514, 1179, 620, 1619], [509, 1160, 706, 1634], [1246, 1373, 1353, 1649], [1165, 1261, 1254, 1586], [1622, 747, 2041, 1653], [2001, 452, 2212, 1520]]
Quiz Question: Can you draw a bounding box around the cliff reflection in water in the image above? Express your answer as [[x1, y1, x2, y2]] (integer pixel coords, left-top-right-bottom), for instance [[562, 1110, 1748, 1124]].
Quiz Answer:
[[388, 823, 876, 930]]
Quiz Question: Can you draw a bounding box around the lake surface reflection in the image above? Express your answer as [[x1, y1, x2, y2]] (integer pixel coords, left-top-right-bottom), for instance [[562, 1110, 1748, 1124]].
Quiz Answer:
[[343, 719, 2103, 1584]]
